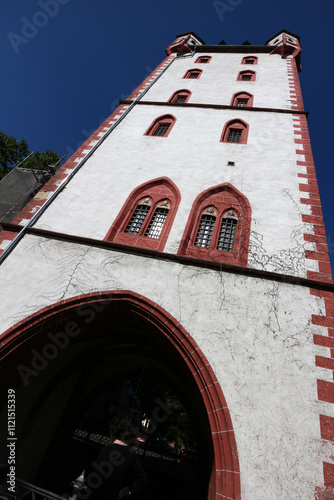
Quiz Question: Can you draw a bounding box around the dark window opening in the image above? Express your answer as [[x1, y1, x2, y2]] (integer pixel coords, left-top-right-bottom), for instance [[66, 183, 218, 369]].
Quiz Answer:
[[227, 129, 242, 143], [125, 205, 150, 234], [175, 95, 187, 103], [217, 217, 237, 251], [153, 124, 170, 136], [236, 99, 248, 107]]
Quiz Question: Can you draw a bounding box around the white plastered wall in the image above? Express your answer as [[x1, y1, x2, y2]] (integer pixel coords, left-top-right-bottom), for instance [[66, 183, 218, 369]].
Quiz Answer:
[[33, 102, 313, 277], [0, 235, 331, 499]]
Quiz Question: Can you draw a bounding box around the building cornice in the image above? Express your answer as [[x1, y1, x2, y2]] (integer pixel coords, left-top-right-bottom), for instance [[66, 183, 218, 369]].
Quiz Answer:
[[119, 100, 308, 116]]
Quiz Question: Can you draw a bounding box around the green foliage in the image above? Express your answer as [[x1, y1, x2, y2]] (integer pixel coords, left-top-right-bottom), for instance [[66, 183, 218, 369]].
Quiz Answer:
[[0, 132, 61, 179], [24, 150, 61, 172]]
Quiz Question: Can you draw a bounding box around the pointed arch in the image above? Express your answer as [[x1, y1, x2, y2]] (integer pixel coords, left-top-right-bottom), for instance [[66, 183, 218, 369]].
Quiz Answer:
[[104, 177, 181, 251], [144, 114, 176, 137], [0, 291, 241, 500], [230, 91, 254, 108], [178, 183, 251, 266], [221, 118, 249, 144]]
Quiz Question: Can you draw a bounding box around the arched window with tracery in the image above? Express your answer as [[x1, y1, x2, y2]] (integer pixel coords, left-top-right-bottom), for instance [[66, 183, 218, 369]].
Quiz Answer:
[[231, 91, 253, 108], [105, 177, 180, 251], [178, 183, 251, 266], [221, 119, 249, 144], [168, 89, 191, 104], [144, 114, 176, 137]]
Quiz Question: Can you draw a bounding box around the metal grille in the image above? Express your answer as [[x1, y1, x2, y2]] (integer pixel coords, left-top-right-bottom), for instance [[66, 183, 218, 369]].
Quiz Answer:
[[236, 99, 248, 107], [175, 95, 187, 103], [145, 207, 168, 238], [217, 217, 237, 251], [195, 214, 216, 248], [242, 75, 251, 81], [188, 72, 199, 79], [153, 123, 170, 136], [227, 129, 242, 143], [125, 204, 150, 234]]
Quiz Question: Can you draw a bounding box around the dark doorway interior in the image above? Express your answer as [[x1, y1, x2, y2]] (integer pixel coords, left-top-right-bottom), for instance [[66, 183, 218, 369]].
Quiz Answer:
[[0, 299, 213, 500]]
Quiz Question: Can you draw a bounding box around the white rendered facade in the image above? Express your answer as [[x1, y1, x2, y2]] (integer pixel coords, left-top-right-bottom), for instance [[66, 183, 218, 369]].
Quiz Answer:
[[0, 30, 333, 500]]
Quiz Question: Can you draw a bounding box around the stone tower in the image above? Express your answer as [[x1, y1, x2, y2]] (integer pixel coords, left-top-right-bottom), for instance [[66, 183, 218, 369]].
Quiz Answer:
[[1, 29, 334, 500]]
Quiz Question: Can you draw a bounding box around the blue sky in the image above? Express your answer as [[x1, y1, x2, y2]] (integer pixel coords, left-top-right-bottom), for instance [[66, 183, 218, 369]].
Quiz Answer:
[[1, 0, 333, 271]]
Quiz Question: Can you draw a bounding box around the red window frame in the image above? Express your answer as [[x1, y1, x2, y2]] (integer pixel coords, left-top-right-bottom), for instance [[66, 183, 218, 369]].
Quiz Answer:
[[183, 69, 203, 79], [220, 119, 249, 144], [105, 177, 181, 251], [241, 56, 258, 65], [230, 91, 253, 108], [168, 89, 191, 104], [178, 183, 251, 266], [144, 114, 176, 138], [195, 56, 211, 64], [237, 70, 256, 82]]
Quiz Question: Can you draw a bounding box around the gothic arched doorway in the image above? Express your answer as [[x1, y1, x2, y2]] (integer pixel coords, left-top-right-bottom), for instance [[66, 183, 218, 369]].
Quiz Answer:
[[0, 292, 240, 500]]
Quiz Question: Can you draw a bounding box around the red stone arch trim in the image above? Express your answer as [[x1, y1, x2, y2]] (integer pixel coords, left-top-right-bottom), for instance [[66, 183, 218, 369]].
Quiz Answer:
[[0, 291, 241, 500], [178, 182, 251, 266], [104, 176, 181, 251]]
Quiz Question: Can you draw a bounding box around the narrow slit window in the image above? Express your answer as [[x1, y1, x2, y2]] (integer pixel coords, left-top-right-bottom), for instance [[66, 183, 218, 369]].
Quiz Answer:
[[195, 214, 216, 248], [217, 217, 237, 251], [125, 204, 150, 234], [145, 207, 169, 239]]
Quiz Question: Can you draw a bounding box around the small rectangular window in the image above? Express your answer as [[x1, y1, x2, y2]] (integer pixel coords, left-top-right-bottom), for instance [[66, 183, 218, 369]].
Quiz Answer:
[[188, 73, 199, 79], [195, 214, 216, 248], [242, 75, 251, 81], [227, 130, 242, 143], [145, 208, 168, 239], [125, 205, 150, 234], [153, 124, 170, 136], [245, 60, 254, 64]]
